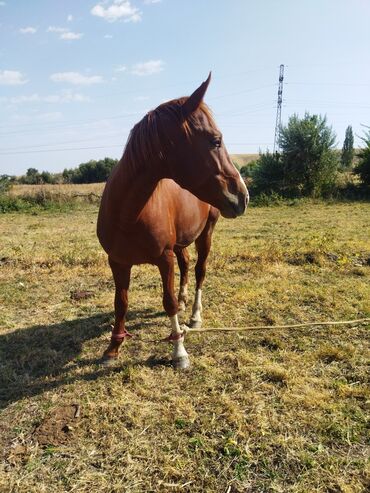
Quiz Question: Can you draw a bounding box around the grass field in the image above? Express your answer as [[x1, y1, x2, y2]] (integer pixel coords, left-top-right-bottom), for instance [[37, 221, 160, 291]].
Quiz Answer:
[[0, 199, 369, 492]]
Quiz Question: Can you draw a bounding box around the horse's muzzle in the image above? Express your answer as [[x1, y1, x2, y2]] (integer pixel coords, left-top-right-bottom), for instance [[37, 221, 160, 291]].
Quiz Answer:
[[220, 189, 249, 218]]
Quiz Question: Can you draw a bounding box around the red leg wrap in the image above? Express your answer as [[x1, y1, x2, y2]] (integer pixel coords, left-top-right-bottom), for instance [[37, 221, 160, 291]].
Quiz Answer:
[[161, 332, 184, 343], [111, 329, 133, 341]]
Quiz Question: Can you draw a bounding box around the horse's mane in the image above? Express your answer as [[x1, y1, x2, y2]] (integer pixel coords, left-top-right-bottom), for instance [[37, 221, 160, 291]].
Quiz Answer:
[[122, 97, 217, 176]]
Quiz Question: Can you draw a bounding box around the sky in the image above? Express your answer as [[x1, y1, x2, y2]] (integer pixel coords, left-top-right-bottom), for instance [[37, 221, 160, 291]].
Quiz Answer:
[[0, 0, 370, 176]]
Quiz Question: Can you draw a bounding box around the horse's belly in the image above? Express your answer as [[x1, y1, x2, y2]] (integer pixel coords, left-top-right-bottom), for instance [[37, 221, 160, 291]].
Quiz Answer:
[[175, 207, 209, 246]]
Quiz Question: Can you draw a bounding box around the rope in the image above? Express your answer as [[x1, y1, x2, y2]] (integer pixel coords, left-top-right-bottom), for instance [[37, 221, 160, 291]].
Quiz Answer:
[[181, 318, 370, 335]]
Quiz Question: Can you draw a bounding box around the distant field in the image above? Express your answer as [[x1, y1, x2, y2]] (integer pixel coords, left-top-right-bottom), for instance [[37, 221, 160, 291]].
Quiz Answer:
[[0, 201, 369, 492], [231, 153, 259, 168], [9, 182, 105, 198]]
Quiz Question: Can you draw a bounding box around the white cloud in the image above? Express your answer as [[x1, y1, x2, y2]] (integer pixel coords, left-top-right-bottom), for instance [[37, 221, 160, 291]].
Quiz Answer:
[[50, 72, 103, 85], [47, 27, 83, 40], [0, 91, 90, 105], [131, 59, 164, 76], [0, 70, 28, 85], [44, 91, 90, 103], [144, 0, 162, 4], [67, 14, 73, 22], [115, 65, 126, 72], [104, 34, 113, 39], [60, 31, 83, 40], [47, 26, 68, 33], [19, 26, 37, 34], [91, 1, 142, 23]]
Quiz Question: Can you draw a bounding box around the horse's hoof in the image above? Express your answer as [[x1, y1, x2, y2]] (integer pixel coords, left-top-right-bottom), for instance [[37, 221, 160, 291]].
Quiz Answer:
[[101, 355, 118, 367], [173, 356, 190, 370], [189, 319, 202, 329]]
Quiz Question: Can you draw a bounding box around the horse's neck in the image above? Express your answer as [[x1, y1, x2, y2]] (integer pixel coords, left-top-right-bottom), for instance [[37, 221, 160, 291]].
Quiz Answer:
[[113, 157, 163, 223]]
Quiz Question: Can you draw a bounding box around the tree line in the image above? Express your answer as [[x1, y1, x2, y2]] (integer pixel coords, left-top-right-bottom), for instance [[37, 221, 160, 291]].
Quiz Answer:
[[8, 157, 119, 185], [239, 115, 370, 199]]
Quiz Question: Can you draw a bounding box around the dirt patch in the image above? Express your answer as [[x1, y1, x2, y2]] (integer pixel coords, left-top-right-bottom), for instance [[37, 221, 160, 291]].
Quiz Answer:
[[33, 404, 81, 446]]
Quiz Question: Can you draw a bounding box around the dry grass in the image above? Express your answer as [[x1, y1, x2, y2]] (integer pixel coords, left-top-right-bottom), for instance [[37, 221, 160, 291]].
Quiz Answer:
[[10, 183, 105, 198], [0, 201, 369, 492]]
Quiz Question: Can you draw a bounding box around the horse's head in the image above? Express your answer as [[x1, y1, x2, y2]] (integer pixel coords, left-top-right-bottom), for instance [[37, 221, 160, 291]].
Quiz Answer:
[[160, 73, 249, 218]]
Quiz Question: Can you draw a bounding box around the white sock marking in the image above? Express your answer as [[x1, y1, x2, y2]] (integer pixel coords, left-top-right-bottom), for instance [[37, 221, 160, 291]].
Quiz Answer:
[[191, 288, 203, 324], [170, 314, 188, 360]]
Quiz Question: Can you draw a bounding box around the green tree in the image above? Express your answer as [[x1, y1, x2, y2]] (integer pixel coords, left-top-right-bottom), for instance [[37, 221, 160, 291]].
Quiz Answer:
[[63, 157, 118, 184], [341, 125, 354, 169], [279, 113, 338, 197], [23, 168, 42, 184], [40, 171, 56, 184], [251, 152, 285, 195], [355, 129, 370, 186]]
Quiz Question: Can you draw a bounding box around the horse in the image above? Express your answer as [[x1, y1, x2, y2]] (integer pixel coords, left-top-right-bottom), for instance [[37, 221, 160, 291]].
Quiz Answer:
[[97, 73, 249, 369]]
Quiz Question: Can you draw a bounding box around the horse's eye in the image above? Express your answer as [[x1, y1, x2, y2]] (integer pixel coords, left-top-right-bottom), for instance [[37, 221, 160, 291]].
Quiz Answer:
[[212, 137, 222, 148]]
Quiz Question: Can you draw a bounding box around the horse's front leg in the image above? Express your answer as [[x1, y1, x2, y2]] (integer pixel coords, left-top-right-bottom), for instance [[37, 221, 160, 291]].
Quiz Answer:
[[158, 249, 190, 370], [102, 258, 132, 364], [174, 246, 189, 313]]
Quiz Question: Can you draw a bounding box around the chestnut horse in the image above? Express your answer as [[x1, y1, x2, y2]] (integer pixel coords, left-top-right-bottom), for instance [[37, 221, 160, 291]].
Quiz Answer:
[[97, 73, 249, 369]]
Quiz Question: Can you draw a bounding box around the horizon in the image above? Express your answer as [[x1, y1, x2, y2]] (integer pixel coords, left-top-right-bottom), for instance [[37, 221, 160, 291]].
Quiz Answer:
[[1, 0, 369, 175]]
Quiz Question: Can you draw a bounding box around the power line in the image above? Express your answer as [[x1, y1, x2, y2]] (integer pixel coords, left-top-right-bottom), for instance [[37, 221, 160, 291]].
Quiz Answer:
[[286, 82, 370, 87]]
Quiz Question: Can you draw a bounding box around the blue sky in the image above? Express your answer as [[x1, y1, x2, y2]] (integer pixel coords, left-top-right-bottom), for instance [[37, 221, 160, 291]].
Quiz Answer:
[[1, 0, 370, 175]]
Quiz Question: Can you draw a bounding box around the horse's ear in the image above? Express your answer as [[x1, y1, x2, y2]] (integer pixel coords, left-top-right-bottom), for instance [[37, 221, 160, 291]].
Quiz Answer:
[[182, 72, 211, 118]]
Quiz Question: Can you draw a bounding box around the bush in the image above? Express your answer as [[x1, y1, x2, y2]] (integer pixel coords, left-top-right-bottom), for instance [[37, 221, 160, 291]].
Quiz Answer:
[[250, 152, 285, 195], [240, 160, 258, 178], [279, 113, 339, 197], [355, 130, 370, 187]]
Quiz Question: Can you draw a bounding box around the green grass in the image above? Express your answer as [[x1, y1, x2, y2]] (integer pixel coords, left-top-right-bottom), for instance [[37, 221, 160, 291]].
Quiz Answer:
[[0, 202, 369, 492]]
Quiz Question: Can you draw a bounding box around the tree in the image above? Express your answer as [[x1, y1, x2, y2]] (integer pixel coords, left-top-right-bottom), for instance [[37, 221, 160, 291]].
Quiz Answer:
[[355, 129, 370, 186], [279, 113, 338, 197], [341, 125, 354, 169], [251, 153, 285, 195], [23, 168, 42, 184], [40, 171, 56, 184], [63, 157, 118, 184]]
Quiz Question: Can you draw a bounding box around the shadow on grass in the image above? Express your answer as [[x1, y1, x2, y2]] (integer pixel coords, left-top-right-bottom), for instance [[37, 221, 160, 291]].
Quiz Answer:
[[0, 309, 168, 410]]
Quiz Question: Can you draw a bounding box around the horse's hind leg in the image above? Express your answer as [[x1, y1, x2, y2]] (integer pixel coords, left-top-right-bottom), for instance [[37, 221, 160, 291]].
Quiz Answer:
[[158, 249, 189, 370], [102, 259, 132, 364], [174, 246, 189, 313], [190, 207, 219, 329]]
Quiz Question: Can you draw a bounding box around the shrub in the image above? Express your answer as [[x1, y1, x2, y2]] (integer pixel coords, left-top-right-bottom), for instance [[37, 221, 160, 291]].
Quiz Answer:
[[279, 113, 339, 197], [355, 129, 370, 187], [240, 160, 258, 178], [250, 152, 285, 195]]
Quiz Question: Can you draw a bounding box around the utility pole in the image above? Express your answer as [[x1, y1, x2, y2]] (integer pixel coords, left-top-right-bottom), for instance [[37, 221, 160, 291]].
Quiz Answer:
[[273, 64, 284, 153]]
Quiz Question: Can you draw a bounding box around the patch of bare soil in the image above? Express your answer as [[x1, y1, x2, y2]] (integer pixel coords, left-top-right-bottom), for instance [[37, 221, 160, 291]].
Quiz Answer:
[[33, 404, 81, 446]]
